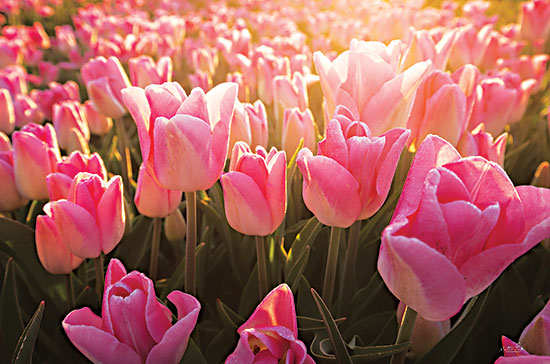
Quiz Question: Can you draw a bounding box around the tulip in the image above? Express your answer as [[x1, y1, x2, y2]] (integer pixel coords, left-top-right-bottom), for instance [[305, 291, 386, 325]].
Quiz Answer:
[[30, 80, 80, 121], [400, 28, 457, 71], [129, 55, 172, 88], [0, 132, 28, 212], [46, 151, 107, 201], [519, 300, 550, 355], [164, 208, 186, 244], [52, 101, 90, 150], [41, 172, 124, 258], [314, 39, 431, 136], [12, 123, 61, 200], [221, 142, 286, 236], [226, 284, 315, 364], [518, 0, 550, 44], [0, 65, 28, 95], [67, 127, 91, 155], [13, 94, 44, 127], [228, 100, 252, 154], [63, 258, 201, 364], [244, 100, 268, 149], [457, 123, 507, 167], [81, 56, 131, 118], [83, 100, 113, 135], [378, 135, 550, 321], [282, 107, 316, 158], [134, 163, 182, 218], [0, 89, 15, 134], [273, 71, 308, 111]]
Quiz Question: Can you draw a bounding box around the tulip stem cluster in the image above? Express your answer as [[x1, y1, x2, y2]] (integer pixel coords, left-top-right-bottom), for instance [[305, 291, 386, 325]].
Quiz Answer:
[[94, 255, 104, 300], [149, 217, 162, 281], [114, 117, 132, 194], [340, 220, 361, 302], [390, 305, 418, 364], [255, 235, 269, 299], [322, 226, 343, 308], [185, 191, 197, 296], [65, 273, 74, 310]]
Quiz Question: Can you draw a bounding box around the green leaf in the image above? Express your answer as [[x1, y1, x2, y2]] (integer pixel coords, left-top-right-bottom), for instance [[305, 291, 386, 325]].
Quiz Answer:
[[11, 301, 45, 364], [415, 287, 491, 364], [113, 215, 153, 270], [285, 217, 322, 275], [297, 315, 346, 332], [216, 299, 245, 330], [311, 288, 353, 364], [161, 243, 204, 300], [180, 338, 207, 364], [285, 246, 310, 291], [350, 342, 410, 360], [1, 258, 24, 354]]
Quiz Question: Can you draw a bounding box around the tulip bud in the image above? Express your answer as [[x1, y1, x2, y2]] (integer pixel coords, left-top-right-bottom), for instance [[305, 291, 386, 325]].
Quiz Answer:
[[164, 208, 186, 244], [0, 132, 28, 211], [282, 107, 316, 157], [134, 163, 182, 218], [519, 300, 550, 355], [244, 100, 268, 149], [228, 100, 252, 154], [52, 101, 90, 150]]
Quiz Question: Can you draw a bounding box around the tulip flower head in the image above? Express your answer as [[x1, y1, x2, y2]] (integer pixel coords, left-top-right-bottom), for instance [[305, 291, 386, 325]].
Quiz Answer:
[[226, 284, 315, 364], [63, 258, 201, 364], [0, 132, 28, 212]]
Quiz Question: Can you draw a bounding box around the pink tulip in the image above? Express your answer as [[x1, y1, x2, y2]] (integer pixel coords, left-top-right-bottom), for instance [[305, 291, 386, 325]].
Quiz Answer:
[[226, 284, 314, 364], [400, 28, 457, 71], [314, 39, 431, 136], [257, 54, 290, 105], [30, 80, 80, 121], [122, 82, 237, 192], [0, 65, 28, 95], [407, 70, 467, 149], [52, 101, 90, 150], [83, 100, 113, 135], [297, 109, 409, 227], [81, 56, 131, 118], [12, 123, 61, 200], [13, 94, 44, 127], [378, 135, 550, 321], [244, 100, 268, 149], [221, 142, 286, 236], [63, 258, 201, 364], [46, 151, 107, 201], [0, 89, 15, 134], [228, 100, 252, 153], [0, 38, 21, 68], [41, 172, 124, 258], [188, 70, 213, 92], [457, 123, 507, 167], [497, 54, 549, 93], [273, 71, 308, 111], [135, 163, 182, 218], [38, 61, 59, 85], [282, 107, 316, 158], [518, 0, 550, 44], [0, 132, 28, 211], [226, 72, 249, 101], [129, 55, 172, 88]]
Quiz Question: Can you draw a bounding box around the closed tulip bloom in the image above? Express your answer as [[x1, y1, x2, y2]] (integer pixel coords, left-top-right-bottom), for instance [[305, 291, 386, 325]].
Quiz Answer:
[[244, 100, 268, 149], [13, 94, 44, 127], [52, 101, 90, 150], [273, 71, 308, 111], [518, 0, 550, 44], [0, 89, 15, 134], [0, 132, 28, 211], [81, 56, 131, 118], [13, 123, 61, 200], [282, 107, 316, 157], [42, 172, 124, 258], [122, 82, 238, 192], [457, 123, 507, 167], [63, 258, 201, 364], [83, 100, 113, 135], [129, 55, 172, 88], [226, 284, 314, 364], [46, 151, 107, 201], [135, 163, 182, 218], [518, 300, 550, 355], [221, 142, 286, 236], [378, 135, 550, 321], [228, 100, 252, 154], [297, 109, 409, 227]]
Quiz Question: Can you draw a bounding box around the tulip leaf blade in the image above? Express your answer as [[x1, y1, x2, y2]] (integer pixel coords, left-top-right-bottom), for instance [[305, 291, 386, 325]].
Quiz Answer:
[[311, 288, 353, 364], [1, 258, 24, 354], [349, 342, 410, 360], [113, 215, 153, 270], [286, 246, 311, 291], [216, 299, 245, 330], [180, 338, 207, 364], [285, 217, 322, 275], [415, 287, 491, 364], [11, 301, 45, 364]]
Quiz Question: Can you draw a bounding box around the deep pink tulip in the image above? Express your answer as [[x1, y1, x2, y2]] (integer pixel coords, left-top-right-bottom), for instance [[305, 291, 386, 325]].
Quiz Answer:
[[297, 108, 409, 227], [83, 100, 113, 135], [226, 284, 314, 364], [244, 100, 268, 149], [0, 132, 28, 212], [63, 258, 201, 364], [52, 101, 90, 150], [122, 82, 237, 192], [81, 56, 131, 118], [129, 55, 172, 88], [0, 89, 15, 134], [46, 151, 107, 201], [41, 172, 124, 258], [314, 39, 431, 136], [12, 123, 61, 200], [135, 163, 182, 218], [221, 142, 286, 236], [378, 135, 550, 321]]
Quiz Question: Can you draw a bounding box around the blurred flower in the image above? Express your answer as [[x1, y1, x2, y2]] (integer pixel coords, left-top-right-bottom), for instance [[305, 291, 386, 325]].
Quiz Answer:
[[244, 100, 268, 149], [52, 101, 90, 150], [129, 55, 172, 88], [0, 89, 15, 134], [282, 107, 316, 158], [0, 132, 28, 212], [83, 100, 113, 135]]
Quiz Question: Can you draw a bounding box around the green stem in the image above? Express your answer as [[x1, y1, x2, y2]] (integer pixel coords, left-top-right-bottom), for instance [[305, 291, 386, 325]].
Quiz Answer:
[[322, 226, 343, 308], [25, 200, 39, 224], [115, 117, 132, 195], [340, 220, 361, 302], [390, 306, 418, 364], [65, 273, 74, 310], [94, 255, 104, 301], [185, 191, 197, 295], [255, 235, 268, 300], [149, 217, 163, 281]]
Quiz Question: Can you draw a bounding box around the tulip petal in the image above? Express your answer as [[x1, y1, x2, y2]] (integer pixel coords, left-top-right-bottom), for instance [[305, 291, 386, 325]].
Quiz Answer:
[[63, 307, 141, 364], [121, 87, 151, 163], [36, 215, 83, 274], [97, 176, 125, 254]]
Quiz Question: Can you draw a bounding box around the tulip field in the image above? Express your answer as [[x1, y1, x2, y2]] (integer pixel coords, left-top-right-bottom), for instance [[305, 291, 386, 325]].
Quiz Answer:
[[2, 0, 550, 362]]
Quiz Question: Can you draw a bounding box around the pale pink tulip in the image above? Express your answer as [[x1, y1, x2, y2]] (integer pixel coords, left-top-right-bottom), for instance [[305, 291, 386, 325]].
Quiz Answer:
[[129, 55, 172, 88], [244, 100, 268, 149], [0, 89, 15, 133], [13, 94, 44, 127], [63, 258, 200, 364], [497, 54, 549, 92], [0, 132, 28, 211], [228, 100, 252, 153], [457, 123, 507, 167], [282, 108, 316, 158], [41, 172, 124, 258], [12, 123, 61, 200], [273, 71, 308, 111], [226, 284, 314, 364], [400, 28, 456, 71], [52, 101, 90, 150], [518, 0, 550, 44], [378, 135, 550, 321], [221, 142, 286, 236], [135, 163, 182, 218], [83, 100, 113, 135]]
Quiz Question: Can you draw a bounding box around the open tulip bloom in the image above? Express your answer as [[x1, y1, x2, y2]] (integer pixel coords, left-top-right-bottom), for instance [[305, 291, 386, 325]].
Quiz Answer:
[[63, 258, 201, 364], [378, 135, 550, 321]]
